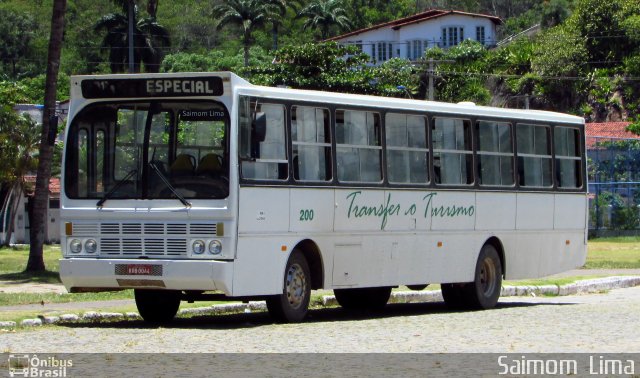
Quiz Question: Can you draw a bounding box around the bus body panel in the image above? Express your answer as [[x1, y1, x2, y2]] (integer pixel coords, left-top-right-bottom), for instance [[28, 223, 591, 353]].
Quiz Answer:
[[475, 192, 516, 230], [60, 258, 233, 293]]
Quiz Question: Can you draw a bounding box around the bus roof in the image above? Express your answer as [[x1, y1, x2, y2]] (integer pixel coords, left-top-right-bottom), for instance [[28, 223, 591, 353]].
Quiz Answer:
[[71, 71, 584, 125]]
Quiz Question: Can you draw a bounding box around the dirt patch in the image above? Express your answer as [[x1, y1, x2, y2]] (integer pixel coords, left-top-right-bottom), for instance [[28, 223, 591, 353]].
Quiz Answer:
[[0, 281, 67, 294]]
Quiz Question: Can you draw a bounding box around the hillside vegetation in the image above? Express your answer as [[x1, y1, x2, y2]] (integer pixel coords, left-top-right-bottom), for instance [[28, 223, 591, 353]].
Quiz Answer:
[[0, 0, 638, 123]]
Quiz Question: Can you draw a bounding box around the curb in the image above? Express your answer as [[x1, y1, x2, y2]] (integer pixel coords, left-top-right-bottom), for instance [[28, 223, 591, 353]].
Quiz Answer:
[[2, 276, 640, 329]]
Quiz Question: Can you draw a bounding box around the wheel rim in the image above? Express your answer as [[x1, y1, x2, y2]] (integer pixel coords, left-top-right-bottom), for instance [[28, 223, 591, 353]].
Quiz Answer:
[[479, 257, 497, 297], [285, 263, 307, 309]]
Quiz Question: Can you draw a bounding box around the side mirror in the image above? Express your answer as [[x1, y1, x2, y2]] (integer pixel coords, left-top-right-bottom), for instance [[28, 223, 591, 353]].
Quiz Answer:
[[252, 112, 267, 143]]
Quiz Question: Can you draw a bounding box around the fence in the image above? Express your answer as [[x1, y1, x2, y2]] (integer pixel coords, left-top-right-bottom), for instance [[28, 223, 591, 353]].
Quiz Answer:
[[587, 136, 640, 233]]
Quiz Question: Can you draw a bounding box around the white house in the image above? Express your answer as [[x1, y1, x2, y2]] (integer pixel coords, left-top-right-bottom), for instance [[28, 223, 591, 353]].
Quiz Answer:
[[0, 102, 67, 245], [327, 9, 502, 65]]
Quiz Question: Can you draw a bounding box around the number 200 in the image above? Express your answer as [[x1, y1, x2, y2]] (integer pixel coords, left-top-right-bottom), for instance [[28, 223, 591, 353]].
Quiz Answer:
[[299, 209, 314, 221]]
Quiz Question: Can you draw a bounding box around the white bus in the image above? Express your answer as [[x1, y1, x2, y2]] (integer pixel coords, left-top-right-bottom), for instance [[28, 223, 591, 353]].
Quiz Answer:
[[59, 72, 587, 323]]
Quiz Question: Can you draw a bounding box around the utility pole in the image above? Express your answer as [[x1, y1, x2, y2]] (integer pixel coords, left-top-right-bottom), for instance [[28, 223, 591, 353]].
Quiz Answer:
[[128, 0, 135, 73], [423, 58, 454, 101]]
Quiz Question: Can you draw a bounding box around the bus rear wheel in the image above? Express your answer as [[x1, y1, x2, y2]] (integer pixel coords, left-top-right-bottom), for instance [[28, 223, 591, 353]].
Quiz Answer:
[[441, 244, 502, 310], [334, 286, 392, 310], [266, 250, 311, 323], [134, 289, 181, 323], [467, 244, 502, 309]]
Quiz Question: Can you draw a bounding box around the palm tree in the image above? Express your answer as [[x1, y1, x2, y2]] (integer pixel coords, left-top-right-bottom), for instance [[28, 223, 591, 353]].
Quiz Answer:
[[27, 0, 66, 272], [213, 0, 285, 66], [95, 0, 170, 73], [297, 0, 352, 41], [269, 0, 302, 51]]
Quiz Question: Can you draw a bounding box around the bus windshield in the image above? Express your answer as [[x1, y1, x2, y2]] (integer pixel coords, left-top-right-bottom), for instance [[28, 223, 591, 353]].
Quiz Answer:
[[65, 100, 229, 201]]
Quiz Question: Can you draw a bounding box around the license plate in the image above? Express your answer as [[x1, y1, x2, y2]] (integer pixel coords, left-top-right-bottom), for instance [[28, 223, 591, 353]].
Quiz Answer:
[[115, 264, 163, 276], [126, 265, 153, 275]]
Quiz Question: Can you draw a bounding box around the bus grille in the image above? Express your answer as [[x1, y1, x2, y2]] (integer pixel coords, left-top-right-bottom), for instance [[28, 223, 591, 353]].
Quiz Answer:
[[72, 222, 217, 258]]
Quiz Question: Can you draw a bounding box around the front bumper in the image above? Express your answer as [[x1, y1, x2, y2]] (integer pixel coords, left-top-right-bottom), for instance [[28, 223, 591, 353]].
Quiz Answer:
[[59, 258, 233, 294]]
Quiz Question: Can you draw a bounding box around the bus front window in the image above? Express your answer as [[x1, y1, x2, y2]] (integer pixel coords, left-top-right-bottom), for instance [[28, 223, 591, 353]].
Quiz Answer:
[[65, 101, 229, 201]]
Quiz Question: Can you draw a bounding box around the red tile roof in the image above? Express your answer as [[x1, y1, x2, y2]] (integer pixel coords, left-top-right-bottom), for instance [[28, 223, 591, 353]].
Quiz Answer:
[[23, 176, 60, 197], [326, 9, 502, 41], [586, 122, 639, 148]]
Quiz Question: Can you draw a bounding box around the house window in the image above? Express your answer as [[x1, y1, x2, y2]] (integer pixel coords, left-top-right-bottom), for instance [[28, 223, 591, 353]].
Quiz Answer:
[[355, 40, 362, 52], [371, 43, 376, 62], [442, 26, 464, 47], [476, 26, 486, 44], [377, 42, 387, 62], [376, 42, 392, 61]]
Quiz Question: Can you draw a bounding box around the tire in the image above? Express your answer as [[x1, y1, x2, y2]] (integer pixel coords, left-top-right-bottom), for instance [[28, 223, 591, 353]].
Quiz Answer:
[[465, 244, 502, 309], [442, 244, 502, 310], [134, 289, 181, 323], [266, 250, 311, 323], [334, 286, 392, 310]]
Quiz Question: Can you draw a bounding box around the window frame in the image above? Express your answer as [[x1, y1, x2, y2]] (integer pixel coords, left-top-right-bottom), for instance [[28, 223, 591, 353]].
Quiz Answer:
[[553, 126, 584, 190], [291, 105, 333, 183], [385, 112, 430, 186], [431, 116, 474, 186], [476, 120, 515, 188]]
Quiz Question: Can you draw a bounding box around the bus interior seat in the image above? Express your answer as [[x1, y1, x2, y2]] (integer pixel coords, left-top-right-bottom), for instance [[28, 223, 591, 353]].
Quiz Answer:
[[170, 154, 196, 176], [196, 153, 223, 177]]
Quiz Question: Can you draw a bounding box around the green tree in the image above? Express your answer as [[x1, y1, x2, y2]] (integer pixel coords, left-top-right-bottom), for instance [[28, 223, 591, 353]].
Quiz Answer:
[[540, 0, 571, 29], [0, 82, 39, 246], [213, 0, 284, 66], [95, 0, 170, 73], [161, 47, 272, 73], [425, 40, 492, 104], [297, 0, 352, 40], [566, 0, 640, 69], [0, 9, 38, 78], [251, 42, 418, 97]]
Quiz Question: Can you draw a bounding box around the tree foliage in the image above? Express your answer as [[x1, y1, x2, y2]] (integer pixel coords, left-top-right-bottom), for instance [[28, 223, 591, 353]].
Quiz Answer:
[[94, 0, 170, 73], [297, 0, 352, 40], [0, 9, 38, 79], [251, 42, 417, 97]]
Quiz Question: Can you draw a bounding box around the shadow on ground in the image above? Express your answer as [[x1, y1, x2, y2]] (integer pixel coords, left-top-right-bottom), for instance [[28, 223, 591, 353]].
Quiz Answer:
[[59, 300, 575, 331]]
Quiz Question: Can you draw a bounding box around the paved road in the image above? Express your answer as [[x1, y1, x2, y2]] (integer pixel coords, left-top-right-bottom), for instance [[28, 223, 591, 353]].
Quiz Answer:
[[2, 285, 640, 354]]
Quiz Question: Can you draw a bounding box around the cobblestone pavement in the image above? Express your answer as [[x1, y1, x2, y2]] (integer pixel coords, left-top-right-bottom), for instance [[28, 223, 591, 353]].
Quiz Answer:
[[2, 285, 640, 354]]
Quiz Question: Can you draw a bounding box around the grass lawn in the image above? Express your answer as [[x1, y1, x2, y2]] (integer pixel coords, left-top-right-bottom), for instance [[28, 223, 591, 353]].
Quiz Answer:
[[0, 245, 62, 283], [585, 236, 640, 269]]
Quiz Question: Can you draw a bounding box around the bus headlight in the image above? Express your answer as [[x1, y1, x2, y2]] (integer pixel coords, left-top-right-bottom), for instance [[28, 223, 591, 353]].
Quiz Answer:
[[70, 239, 82, 253], [209, 240, 222, 255], [192, 240, 205, 254], [85, 239, 97, 253]]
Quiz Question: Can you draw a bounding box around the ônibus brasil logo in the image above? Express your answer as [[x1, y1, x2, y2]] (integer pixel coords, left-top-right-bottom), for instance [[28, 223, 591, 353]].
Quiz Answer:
[[8, 355, 72, 377]]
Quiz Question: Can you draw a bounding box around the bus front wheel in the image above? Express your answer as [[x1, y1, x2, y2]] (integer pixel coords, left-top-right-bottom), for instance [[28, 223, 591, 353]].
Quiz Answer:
[[266, 250, 311, 323], [134, 289, 181, 323]]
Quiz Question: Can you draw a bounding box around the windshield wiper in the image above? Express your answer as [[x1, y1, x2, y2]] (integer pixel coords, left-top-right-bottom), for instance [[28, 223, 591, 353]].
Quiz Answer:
[[149, 162, 192, 208], [97, 169, 138, 208]]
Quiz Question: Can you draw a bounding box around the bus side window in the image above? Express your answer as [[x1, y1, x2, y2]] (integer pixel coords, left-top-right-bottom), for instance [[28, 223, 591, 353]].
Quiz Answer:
[[432, 117, 473, 185], [517, 123, 552, 188], [386, 113, 429, 184], [554, 127, 582, 188], [292, 106, 331, 182], [336, 109, 382, 183], [240, 101, 288, 181], [477, 120, 514, 186]]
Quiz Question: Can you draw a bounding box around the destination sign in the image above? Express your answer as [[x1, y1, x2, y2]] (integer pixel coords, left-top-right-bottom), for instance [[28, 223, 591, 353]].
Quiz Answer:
[[81, 77, 224, 98]]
